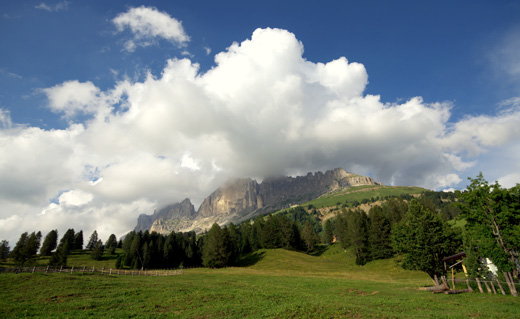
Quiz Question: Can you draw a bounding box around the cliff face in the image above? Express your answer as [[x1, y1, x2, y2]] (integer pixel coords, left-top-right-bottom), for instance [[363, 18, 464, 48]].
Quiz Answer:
[[134, 168, 380, 234], [134, 198, 196, 232]]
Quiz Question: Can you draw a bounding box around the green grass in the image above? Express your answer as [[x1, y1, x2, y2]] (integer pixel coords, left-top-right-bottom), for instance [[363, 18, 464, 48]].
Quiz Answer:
[[1, 244, 518, 318], [303, 185, 426, 209]]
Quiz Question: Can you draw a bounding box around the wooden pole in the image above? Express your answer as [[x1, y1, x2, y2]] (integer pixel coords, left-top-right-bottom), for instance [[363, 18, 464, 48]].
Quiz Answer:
[[483, 280, 492, 294], [451, 268, 456, 290], [495, 277, 506, 295], [490, 281, 497, 294], [505, 272, 518, 297]]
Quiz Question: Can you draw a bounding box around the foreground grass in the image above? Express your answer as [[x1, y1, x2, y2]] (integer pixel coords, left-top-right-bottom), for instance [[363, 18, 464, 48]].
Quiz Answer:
[[1, 246, 518, 318]]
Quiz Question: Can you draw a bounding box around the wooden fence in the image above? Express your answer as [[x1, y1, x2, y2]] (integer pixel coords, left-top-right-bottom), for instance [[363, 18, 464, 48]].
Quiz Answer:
[[0, 266, 184, 276], [428, 274, 519, 296]]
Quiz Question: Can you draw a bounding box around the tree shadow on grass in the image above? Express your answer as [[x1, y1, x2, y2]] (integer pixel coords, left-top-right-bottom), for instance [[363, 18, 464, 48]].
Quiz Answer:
[[235, 251, 265, 267], [308, 245, 328, 257]]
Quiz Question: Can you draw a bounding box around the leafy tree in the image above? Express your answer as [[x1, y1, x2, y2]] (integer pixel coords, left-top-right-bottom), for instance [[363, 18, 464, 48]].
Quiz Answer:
[[40, 230, 58, 256], [86, 230, 99, 250], [105, 234, 117, 255], [368, 206, 393, 260], [202, 223, 232, 268], [0, 240, 10, 260], [458, 173, 520, 273], [392, 199, 459, 283]]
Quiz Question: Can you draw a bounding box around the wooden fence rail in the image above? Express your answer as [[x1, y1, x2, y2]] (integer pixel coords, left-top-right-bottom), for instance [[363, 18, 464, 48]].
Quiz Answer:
[[0, 266, 184, 276]]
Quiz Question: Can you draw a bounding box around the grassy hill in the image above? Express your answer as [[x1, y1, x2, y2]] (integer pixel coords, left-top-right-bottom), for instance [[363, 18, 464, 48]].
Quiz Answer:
[[303, 185, 426, 209], [1, 245, 518, 318]]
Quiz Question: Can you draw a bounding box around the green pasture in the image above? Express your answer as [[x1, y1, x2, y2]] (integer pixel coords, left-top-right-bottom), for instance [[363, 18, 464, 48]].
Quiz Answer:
[[1, 245, 518, 318], [303, 185, 426, 209]]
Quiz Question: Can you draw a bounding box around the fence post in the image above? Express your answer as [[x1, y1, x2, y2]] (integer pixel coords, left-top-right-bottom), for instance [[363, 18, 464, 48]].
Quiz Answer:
[[495, 277, 506, 295], [71, 266, 74, 274], [483, 280, 492, 294], [504, 272, 518, 297], [490, 281, 497, 294], [475, 278, 484, 293], [82, 266, 85, 275]]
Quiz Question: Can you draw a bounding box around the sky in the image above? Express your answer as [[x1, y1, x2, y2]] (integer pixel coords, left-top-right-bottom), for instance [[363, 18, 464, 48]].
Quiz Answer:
[[1, 0, 520, 245]]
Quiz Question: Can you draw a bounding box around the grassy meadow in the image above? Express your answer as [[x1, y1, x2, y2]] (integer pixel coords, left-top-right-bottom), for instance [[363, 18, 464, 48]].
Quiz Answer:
[[1, 244, 519, 318]]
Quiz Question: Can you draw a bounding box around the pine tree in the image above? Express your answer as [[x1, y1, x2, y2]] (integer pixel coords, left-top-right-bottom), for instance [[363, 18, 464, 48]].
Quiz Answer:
[[0, 240, 10, 260], [40, 230, 58, 256], [73, 230, 83, 250], [347, 209, 370, 265], [368, 206, 393, 260], [105, 234, 117, 255], [301, 221, 320, 252], [90, 239, 104, 260], [322, 219, 334, 244], [86, 230, 98, 250], [202, 223, 232, 268]]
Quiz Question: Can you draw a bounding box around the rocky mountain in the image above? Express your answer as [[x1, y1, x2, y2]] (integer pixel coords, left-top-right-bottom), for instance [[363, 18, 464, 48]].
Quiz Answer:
[[134, 168, 380, 234]]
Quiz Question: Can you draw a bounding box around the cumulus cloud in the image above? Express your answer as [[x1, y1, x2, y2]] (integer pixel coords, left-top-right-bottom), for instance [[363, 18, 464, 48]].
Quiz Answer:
[[1, 27, 520, 244], [42, 80, 103, 118], [113, 6, 189, 52]]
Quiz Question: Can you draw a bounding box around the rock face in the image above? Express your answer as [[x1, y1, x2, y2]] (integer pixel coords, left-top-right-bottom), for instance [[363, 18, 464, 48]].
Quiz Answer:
[[135, 198, 196, 232], [134, 168, 380, 234]]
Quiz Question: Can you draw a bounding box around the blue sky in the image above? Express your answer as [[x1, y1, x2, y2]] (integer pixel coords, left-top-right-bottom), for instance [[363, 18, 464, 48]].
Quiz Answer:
[[1, 1, 519, 243]]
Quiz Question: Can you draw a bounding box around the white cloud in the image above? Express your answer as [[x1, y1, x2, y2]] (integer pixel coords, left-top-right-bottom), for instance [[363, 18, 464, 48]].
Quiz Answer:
[[113, 6, 189, 52], [35, 1, 69, 12], [1, 27, 520, 245], [42, 80, 102, 118]]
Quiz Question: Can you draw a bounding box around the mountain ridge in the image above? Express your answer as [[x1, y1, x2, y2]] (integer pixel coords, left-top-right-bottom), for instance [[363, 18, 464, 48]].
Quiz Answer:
[[134, 168, 380, 234]]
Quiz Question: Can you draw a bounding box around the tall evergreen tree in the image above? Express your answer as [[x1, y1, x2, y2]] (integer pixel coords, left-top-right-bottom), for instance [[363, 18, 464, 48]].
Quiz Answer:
[[368, 206, 393, 260], [202, 223, 232, 268], [0, 240, 10, 260], [322, 219, 334, 245], [90, 239, 104, 260], [40, 230, 58, 256], [105, 234, 117, 255], [86, 230, 99, 250], [301, 221, 320, 252], [73, 230, 83, 250], [347, 209, 370, 265]]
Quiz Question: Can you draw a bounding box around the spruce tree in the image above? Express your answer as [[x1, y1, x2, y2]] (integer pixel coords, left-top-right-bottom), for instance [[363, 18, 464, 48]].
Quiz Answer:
[[368, 206, 393, 260], [301, 221, 320, 252], [91, 239, 104, 260], [202, 223, 232, 268], [0, 240, 10, 260], [105, 234, 117, 255], [86, 230, 98, 250], [322, 219, 334, 244], [40, 230, 58, 256], [73, 230, 83, 250]]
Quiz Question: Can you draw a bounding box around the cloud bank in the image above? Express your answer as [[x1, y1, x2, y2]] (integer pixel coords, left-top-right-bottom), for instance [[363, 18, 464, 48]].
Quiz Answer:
[[1, 27, 519, 244]]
